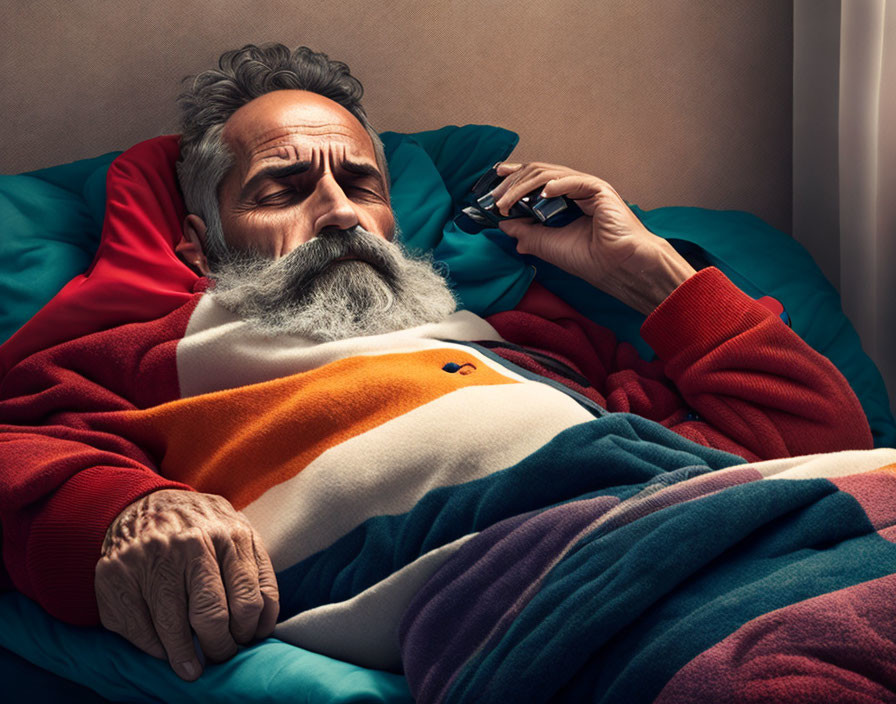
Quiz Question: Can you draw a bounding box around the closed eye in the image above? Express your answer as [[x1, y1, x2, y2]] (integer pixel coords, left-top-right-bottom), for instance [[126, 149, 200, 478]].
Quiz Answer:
[[258, 190, 292, 204], [258, 186, 379, 205]]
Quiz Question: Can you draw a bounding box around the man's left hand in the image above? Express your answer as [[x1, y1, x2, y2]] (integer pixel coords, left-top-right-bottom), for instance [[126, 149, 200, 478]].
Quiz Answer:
[[492, 161, 697, 315]]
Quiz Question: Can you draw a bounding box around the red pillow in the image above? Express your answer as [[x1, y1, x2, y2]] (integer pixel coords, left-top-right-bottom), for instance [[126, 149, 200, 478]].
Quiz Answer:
[[0, 136, 198, 376]]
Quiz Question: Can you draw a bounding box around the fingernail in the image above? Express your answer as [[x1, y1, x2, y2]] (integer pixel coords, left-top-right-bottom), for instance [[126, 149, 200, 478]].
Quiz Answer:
[[179, 660, 199, 679]]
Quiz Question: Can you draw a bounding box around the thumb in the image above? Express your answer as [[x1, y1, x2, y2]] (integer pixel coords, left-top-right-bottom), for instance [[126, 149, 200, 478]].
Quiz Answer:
[[497, 219, 542, 255]]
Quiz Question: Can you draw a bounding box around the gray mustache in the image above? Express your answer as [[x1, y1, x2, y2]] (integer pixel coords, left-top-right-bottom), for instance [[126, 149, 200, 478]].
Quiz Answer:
[[281, 226, 400, 291]]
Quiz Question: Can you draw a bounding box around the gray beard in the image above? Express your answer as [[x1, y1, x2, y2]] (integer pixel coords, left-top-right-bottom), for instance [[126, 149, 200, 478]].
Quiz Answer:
[[206, 225, 458, 342]]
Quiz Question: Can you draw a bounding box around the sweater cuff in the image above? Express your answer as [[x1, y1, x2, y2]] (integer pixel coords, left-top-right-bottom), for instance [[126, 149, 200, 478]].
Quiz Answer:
[[640, 266, 777, 362], [26, 467, 195, 626]]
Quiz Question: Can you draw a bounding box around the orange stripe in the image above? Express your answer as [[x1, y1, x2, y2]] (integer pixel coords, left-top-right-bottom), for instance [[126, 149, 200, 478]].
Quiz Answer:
[[127, 349, 518, 508], [870, 462, 896, 476]]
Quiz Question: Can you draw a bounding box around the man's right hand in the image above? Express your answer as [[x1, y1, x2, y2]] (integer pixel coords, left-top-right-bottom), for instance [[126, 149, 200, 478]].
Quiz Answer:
[[95, 489, 280, 681], [492, 161, 697, 316]]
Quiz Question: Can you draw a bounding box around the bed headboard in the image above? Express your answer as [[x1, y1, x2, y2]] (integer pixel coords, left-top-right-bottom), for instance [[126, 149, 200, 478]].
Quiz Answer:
[[2, 0, 792, 234]]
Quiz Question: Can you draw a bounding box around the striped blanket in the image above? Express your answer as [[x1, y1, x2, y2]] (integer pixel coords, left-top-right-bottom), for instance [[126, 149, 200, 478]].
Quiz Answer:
[[399, 445, 896, 702]]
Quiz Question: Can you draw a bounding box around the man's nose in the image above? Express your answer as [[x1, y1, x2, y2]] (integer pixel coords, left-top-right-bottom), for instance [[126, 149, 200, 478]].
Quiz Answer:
[[310, 174, 361, 235]]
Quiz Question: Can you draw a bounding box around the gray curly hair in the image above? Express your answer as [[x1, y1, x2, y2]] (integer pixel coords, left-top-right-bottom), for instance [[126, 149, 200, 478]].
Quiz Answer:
[[175, 43, 390, 264]]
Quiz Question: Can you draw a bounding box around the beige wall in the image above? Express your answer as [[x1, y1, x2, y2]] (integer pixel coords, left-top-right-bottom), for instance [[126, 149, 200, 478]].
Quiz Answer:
[[2, 0, 792, 233]]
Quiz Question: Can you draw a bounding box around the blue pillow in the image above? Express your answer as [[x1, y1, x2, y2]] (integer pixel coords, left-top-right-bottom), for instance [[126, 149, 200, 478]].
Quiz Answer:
[[0, 592, 412, 703], [381, 126, 533, 314]]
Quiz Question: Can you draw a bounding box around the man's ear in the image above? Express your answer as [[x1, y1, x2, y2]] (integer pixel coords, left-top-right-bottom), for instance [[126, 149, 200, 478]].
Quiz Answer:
[[176, 215, 212, 276]]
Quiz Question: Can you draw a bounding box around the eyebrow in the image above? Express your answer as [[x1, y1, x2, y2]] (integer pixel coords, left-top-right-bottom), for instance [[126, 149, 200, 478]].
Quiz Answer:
[[239, 159, 385, 200]]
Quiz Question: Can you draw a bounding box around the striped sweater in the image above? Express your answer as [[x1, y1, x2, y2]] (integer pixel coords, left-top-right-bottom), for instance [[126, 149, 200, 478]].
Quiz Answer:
[[0, 265, 873, 629]]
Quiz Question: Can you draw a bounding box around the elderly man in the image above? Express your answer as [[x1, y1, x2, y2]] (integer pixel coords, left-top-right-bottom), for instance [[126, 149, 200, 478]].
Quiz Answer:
[[0, 43, 872, 684]]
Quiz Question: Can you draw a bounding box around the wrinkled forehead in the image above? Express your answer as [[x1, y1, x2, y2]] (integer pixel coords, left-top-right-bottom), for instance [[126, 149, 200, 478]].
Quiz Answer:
[[222, 89, 376, 163]]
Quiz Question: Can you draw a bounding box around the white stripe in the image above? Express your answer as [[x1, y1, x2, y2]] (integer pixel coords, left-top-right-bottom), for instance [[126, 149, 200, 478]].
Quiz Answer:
[[273, 534, 476, 670], [752, 447, 896, 480], [178, 295, 508, 398]]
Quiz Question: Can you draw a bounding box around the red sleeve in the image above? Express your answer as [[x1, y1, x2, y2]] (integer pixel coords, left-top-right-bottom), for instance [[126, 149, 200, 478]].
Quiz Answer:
[[0, 137, 205, 624], [486, 267, 873, 461], [0, 301, 199, 626]]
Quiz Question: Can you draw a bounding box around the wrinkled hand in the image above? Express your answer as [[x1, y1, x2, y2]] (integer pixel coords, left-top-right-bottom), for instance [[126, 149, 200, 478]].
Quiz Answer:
[[492, 161, 696, 314], [95, 489, 280, 681]]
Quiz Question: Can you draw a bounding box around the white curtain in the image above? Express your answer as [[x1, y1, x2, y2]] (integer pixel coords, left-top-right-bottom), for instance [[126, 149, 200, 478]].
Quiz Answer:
[[794, 0, 896, 421]]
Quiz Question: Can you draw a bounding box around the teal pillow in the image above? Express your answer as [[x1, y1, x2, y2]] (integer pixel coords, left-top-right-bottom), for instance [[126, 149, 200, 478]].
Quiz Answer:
[[0, 592, 412, 703], [382, 125, 534, 314], [0, 152, 118, 344]]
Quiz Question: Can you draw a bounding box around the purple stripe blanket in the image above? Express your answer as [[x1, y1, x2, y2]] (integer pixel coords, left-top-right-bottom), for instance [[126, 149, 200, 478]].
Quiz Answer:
[[382, 415, 896, 703]]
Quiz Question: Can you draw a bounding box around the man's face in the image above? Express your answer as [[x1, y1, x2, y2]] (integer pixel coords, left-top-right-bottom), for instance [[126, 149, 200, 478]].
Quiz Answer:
[[205, 89, 457, 341], [217, 89, 395, 258]]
